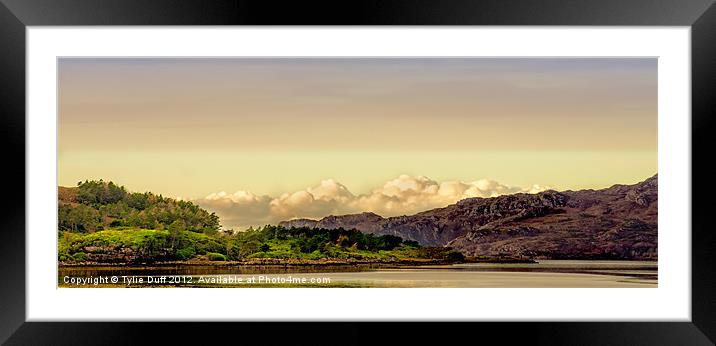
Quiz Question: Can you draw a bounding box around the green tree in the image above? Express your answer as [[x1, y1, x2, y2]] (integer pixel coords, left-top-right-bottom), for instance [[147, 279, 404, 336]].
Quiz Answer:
[[58, 204, 102, 232], [168, 219, 186, 249]]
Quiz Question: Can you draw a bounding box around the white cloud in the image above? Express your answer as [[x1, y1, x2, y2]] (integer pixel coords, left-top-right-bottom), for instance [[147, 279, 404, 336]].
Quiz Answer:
[[196, 175, 549, 230]]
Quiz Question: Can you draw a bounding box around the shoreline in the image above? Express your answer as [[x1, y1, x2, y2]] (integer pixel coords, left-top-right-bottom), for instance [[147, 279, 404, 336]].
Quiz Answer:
[[58, 257, 542, 267], [58, 257, 657, 268], [58, 256, 660, 268], [59, 258, 458, 267]]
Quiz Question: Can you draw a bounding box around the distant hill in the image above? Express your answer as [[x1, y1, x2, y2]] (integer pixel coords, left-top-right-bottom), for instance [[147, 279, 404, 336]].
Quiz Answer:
[[58, 180, 220, 233], [280, 175, 658, 260]]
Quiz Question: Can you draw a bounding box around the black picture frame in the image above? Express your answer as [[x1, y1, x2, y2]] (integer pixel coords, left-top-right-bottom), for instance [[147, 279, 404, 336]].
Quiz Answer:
[[1, 0, 714, 344]]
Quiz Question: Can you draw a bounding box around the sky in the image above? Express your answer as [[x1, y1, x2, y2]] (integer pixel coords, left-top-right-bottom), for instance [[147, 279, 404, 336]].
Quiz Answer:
[[58, 58, 657, 229]]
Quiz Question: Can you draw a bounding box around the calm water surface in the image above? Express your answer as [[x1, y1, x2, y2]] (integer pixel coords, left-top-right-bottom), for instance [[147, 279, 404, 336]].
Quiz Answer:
[[59, 260, 657, 288]]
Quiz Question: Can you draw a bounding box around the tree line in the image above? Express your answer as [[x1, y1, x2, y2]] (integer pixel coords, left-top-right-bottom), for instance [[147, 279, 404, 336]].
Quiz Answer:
[[58, 180, 220, 233]]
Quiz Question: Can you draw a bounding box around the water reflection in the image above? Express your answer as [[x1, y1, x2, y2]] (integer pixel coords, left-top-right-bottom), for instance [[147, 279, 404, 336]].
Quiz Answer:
[[58, 260, 657, 288]]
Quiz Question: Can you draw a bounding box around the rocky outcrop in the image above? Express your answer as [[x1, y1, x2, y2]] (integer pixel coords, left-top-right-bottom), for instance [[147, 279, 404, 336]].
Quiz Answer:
[[284, 212, 386, 233], [280, 175, 658, 260]]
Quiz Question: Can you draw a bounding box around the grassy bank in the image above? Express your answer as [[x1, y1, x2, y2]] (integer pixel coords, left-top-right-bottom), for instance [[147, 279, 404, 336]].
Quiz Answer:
[[59, 226, 465, 265]]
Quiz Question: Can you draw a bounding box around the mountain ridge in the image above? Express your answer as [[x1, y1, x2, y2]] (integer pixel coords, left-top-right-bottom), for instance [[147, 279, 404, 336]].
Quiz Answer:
[[280, 175, 658, 260]]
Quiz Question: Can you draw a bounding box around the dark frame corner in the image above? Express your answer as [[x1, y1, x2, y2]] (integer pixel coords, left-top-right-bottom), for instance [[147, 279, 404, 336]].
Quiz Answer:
[[1, 0, 715, 344]]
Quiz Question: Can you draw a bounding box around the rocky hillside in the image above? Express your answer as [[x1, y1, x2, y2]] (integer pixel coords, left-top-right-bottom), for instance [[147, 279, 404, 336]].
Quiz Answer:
[[280, 175, 658, 260]]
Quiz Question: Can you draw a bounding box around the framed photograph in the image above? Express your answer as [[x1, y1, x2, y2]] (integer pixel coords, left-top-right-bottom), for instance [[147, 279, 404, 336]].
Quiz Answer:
[[2, 0, 715, 344]]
